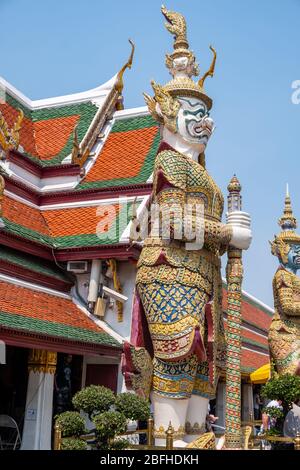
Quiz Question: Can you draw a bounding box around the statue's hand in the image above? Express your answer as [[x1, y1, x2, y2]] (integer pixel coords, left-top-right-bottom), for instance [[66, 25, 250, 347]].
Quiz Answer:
[[226, 211, 252, 250]]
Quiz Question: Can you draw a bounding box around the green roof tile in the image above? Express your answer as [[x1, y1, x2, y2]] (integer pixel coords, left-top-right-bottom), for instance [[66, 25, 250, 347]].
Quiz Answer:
[[0, 246, 70, 282], [77, 126, 160, 191], [4, 93, 98, 166], [3, 218, 53, 246], [0, 311, 121, 348]]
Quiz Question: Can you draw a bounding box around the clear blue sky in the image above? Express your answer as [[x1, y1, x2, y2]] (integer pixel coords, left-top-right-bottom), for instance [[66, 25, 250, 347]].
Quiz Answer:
[[1, 0, 300, 307]]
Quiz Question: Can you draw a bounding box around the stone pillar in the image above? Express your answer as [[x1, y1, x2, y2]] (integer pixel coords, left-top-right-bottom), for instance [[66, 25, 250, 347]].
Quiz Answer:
[[21, 349, 57, 450], [241, 383, 254, 422]]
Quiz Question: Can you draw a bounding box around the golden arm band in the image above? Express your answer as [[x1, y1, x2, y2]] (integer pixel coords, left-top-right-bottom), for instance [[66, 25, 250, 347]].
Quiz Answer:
[[277, 287, 300, 316]]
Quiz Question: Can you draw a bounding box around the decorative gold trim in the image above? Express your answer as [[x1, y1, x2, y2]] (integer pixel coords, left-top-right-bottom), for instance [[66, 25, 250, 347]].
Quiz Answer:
[[107, 259, 123, 322], [28, 349, 57, 374], [225, 432, 241, 449], [185, 421, 206, 435], [153, 424, 185, 439], [186, 431, 216, 449], [0, 109, 23, 155]]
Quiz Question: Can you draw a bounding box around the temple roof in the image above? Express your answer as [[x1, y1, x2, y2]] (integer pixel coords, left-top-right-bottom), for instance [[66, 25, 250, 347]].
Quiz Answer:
[[0, 276, 121, 355], [0, 75, 119, 166], [77, 114, 159, 190]]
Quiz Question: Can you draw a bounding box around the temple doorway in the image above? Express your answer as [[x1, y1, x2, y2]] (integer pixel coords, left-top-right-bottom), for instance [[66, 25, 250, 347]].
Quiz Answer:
[[0, 345, 28, 436]]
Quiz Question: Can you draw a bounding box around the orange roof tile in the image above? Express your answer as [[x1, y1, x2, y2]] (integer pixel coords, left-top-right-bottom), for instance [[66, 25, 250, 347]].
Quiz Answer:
[[3, 195, 50, 236], [242, 327, 268, 347], [33, 115, 79, 160], [0, 280, 99, 331], [222, 289, 272, 331], [85, 127, 158, 183], [43, 204, 120, 237], [241, 348, 269, 370]]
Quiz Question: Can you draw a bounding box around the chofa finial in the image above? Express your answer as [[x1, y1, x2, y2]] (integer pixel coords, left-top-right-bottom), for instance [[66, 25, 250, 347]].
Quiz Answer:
[[115, 39, 135, 95]]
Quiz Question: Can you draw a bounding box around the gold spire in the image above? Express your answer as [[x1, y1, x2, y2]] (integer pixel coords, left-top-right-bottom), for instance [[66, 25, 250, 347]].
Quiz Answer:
[[278, 183, 297, 230], [144, 6, 217, 121], [270, 186, 300, 261], [227, 174, 241, 193], [161, 5, 189, 50]]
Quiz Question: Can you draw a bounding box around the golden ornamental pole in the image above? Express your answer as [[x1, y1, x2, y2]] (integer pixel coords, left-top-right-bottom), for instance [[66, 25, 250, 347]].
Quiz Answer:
[[225, 175, 243, 449]]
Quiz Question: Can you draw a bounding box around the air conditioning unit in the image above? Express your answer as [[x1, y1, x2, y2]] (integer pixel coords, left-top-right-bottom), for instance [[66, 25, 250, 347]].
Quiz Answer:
[[67, 261, 88, 274]]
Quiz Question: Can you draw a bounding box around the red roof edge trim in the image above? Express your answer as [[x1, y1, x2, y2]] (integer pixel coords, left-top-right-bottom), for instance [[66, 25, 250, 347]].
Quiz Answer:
[[0, 232, 53, 260], [55, 244, 142, 261], [0, 260, 72, 292], [4, 175, 152, 207], [8, 150, 81, 178], [0, 327, 122, 357]]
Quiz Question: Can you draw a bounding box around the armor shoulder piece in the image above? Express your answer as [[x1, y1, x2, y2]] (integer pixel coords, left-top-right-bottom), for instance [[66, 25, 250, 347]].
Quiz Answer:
[[154, 149, 188, 191]]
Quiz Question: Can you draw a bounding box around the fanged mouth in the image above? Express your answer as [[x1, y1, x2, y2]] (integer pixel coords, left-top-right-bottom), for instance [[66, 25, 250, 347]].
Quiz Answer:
[[188, 122, 212, 138]]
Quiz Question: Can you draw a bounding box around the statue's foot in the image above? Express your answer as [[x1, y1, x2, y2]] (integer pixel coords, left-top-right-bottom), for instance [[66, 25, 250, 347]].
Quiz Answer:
[[155, 438, 187, 448], [174, 439, 188, 448], [184, 434, 201, 443]]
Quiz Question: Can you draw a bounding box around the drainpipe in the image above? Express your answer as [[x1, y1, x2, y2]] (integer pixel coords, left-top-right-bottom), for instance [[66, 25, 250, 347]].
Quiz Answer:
[[87, 260, 102, 310]]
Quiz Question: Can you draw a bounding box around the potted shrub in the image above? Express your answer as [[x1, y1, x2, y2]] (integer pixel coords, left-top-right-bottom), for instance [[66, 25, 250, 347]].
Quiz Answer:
[[55, 411, 86, 437], [72, 385, 115, 419], [93, 410, 127, 449], [56, 385, 151, 450]]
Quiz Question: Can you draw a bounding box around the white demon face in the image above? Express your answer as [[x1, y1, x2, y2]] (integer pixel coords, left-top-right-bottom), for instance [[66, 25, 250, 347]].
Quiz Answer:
[[176, 97, 214, 151]]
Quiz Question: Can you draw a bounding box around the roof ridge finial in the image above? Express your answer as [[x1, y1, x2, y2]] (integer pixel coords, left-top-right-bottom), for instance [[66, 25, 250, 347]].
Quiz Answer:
[[115, 39, 135, 105], [278, 185, 297, 231]]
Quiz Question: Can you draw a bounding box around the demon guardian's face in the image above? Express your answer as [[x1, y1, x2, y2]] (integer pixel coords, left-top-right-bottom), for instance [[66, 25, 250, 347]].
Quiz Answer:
[[176, 97, 214, 152], [287, 244, 300, 273]]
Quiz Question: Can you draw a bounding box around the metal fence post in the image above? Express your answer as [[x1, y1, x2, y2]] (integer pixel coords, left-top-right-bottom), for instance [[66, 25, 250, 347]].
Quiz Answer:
[[147, 417, 154, 447], [53, 422, 62, 450], [294, 432, 300, 450], [165, 422, 174, 450]]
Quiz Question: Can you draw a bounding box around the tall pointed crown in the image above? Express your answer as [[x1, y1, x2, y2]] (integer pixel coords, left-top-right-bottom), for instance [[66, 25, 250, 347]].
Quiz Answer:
[[144, 5, 216, 121], [270, 185, 300, 262], [278, 184, 297, 231]]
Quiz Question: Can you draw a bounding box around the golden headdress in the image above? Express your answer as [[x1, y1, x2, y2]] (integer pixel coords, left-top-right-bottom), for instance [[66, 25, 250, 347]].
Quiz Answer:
[[270, 185, 300, 263], [144, 5, 216, 127]]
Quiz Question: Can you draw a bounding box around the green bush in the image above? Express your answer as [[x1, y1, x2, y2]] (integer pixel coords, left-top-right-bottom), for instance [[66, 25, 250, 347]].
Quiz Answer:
[[261, 374, 300, 414], [93, 411, 127, 439], [61, 438, 87, 450], [72, 385, 115, 418], [115, 393, 150, 421], [261, 406, 284, 420], [55, 411, 85, 437]]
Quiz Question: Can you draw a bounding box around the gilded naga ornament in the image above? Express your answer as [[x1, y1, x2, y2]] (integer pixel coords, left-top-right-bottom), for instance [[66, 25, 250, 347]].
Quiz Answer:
[[269, 186, 300, 376], [0, 109, 24, 158], [123, 6, 252, 448]]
